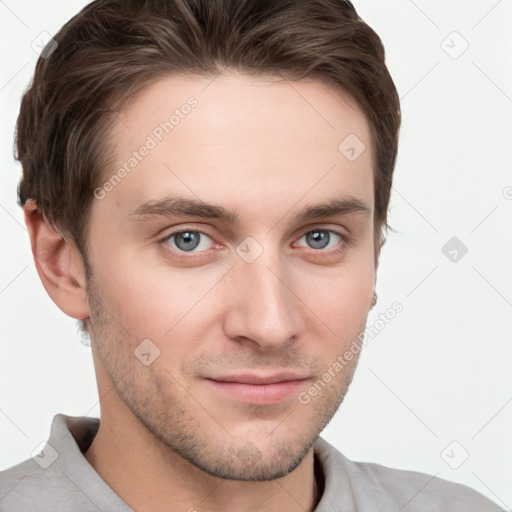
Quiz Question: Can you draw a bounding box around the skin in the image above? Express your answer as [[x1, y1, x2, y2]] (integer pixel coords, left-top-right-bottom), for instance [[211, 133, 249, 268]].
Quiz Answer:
[[24, 70, 377, 512]]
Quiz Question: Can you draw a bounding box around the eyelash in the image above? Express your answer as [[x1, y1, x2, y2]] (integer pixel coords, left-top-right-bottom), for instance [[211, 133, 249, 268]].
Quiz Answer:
[[157, 227, 350, 261]]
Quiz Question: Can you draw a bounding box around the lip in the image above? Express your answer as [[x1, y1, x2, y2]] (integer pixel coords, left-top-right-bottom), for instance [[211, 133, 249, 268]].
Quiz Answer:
[[204, 372, 310, 404]]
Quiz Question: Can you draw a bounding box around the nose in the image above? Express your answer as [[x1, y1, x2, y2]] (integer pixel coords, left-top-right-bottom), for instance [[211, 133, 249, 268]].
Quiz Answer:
[[222, 245, 305, 350]]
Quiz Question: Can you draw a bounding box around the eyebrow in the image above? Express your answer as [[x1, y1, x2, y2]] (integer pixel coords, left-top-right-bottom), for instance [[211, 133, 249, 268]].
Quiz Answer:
[[129, 194, 371, 224]]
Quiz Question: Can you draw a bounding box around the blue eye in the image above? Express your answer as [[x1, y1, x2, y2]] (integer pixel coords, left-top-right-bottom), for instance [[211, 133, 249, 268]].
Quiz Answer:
[[163, 230, 213, 253], [159, 227, 347, 261], [296, 230, 343, 250]]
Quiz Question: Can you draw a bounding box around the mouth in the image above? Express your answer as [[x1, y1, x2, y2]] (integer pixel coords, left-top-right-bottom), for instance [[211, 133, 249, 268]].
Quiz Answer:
[[204, 372, 310, 405]]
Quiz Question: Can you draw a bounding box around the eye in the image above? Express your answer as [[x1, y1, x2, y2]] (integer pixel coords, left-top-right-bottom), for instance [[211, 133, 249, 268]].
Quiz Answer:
[[294, 229, 345, 251], [158, 227, 347, 260], [161, 230, 215, 253]]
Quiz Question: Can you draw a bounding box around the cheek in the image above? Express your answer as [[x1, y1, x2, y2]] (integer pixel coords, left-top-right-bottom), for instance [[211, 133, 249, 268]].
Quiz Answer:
[[92, 250, 225, 348], [294, 257, 374, 320], [289, 258, 375, 361]]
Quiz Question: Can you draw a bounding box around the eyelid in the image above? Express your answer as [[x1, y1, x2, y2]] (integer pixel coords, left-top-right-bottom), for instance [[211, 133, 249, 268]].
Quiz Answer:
[[294, 223, 351, 243]]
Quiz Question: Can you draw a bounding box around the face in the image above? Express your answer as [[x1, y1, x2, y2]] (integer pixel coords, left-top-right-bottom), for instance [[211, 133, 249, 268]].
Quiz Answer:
[[84, 71, 376, 481]]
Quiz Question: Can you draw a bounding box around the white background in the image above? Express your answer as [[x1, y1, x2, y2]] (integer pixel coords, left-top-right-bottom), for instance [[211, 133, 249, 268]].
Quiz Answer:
[[1, 0, 511, 508]]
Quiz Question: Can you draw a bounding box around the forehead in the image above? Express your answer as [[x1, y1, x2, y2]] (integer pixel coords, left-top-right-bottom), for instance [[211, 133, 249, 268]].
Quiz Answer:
[[100, 71, 374, 223]]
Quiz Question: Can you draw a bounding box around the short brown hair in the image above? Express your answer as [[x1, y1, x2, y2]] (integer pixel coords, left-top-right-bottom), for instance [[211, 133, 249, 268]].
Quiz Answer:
[[16, 0, 400, 281]]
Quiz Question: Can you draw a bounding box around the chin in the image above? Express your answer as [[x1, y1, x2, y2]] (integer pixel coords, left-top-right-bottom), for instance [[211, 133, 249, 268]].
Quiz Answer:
[[184, 436, 315, 481]]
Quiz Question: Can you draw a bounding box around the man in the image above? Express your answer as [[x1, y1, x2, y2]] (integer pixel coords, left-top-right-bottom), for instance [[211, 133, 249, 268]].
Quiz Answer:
[[0, 0, 504, 510]]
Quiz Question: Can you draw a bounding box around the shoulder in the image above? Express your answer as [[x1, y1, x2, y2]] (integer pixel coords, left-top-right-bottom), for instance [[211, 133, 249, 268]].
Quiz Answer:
[[0, 414, 122, 512], [0, 457, 73, 510], [314, 437, 505, 511]]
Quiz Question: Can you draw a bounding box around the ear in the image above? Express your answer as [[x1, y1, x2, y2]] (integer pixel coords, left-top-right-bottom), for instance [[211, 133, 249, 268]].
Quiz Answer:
[[23, 199, 90, 320]]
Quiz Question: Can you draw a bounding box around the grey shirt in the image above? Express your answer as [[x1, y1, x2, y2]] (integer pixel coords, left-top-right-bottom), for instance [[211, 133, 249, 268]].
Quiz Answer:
[[0, 414, 504, 511]]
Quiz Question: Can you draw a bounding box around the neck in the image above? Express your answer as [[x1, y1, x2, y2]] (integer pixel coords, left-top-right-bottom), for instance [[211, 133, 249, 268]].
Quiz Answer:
[[84, 404, 321, 512]]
